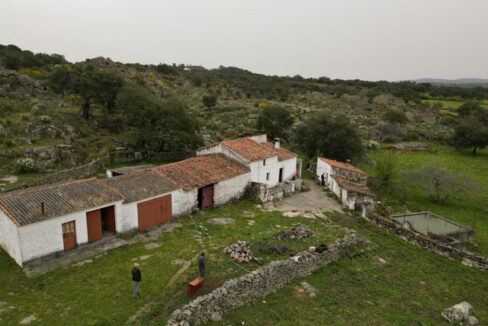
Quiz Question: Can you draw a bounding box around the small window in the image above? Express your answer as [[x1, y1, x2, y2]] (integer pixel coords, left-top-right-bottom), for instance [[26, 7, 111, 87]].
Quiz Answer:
[[263, 159, 266, 166], [62, 221, 76, 239], [266, 172, 270, 180]]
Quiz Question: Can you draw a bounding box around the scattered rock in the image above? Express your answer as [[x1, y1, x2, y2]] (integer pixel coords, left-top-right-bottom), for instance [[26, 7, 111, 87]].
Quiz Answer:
[[144, 242, 161, 249], [19, 315, 36, 324], [140, 255, 152, 261], [441, 302, 479, 325], [241, 211, 255, 217], [247, 220, 255, 225], [377, 257, 387, 264], [300, 281, 316, 297], [276, 224, 313, 240], [207, 218, 235, 225], [73, 259, 92, 267]]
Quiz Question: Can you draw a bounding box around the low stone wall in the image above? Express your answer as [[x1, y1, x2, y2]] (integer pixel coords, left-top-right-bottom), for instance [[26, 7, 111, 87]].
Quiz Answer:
[[367, 213, 488, 271], [255, 179, 302, 202], [166, 234, 369, 326], [7, 157, 111, 191], [5, 150, 195, 192]]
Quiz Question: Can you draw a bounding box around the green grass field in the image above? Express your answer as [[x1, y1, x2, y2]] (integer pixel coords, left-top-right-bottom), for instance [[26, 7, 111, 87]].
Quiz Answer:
[[0, 202, 346, 326], [422, 99, 488, 109], [360, 146, 488, 257], [207, 212, 488, 326], [1, 146, 487, 325]]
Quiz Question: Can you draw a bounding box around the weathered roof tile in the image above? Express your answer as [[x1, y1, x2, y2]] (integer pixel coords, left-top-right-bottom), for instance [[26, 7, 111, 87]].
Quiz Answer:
[[0, 178, 124, 226]]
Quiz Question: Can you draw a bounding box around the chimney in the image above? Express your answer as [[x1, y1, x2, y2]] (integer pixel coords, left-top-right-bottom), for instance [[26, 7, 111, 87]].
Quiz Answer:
[[274, 138, 280, 149], [41, 202, 45, 214], [346, 159, 351, 164]]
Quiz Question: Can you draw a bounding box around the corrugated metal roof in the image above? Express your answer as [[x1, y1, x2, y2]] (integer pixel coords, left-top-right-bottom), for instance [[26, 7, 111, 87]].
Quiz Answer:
[[0, 178, 124, 226], [102, 170, 178, 203], [154, 154, 250, 190]]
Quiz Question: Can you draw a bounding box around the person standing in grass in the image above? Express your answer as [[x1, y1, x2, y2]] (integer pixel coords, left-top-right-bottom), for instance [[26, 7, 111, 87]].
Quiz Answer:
[[132, 262, 142, 298], [198, 252, 206, 278]]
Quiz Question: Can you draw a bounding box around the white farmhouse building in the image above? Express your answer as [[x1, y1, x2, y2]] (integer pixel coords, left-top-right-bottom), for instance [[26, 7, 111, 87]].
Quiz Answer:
[[0, 178, 125, 266], [196, 134, 300, 187], [0, 135, 299, 267], [316, 157, 375, 215]]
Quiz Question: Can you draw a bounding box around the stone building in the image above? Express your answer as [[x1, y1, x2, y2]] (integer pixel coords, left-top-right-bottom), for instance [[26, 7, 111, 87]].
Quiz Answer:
[[316, 157, 375, 215]]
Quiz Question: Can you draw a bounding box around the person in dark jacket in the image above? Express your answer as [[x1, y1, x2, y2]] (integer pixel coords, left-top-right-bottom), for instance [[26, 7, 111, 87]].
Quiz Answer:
[[132, 263, 142, 298], [198, 252, 206, 278]]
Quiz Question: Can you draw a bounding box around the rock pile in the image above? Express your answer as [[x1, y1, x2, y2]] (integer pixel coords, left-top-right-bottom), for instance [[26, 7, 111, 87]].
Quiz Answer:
[[441, 302, 479, 326], [224, 240, 254, 263], [276, 224, 313, 240]]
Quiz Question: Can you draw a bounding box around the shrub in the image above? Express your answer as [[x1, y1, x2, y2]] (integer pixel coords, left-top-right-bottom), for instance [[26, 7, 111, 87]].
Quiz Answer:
[[383, 108, 407, 124], [39, 115, 52, 124], [15, 158, 35, 173]]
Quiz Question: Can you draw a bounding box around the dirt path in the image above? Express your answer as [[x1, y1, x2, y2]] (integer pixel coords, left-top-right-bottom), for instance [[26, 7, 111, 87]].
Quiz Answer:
[[263, 179, 342, 218]]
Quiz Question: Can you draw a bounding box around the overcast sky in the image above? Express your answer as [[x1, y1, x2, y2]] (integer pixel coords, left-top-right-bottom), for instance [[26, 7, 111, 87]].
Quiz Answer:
[[1, 0, 487, 81]]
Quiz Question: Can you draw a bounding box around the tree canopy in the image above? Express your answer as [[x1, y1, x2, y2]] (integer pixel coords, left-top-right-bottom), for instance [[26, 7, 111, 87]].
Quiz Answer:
[[256, 105, 294, 141], [116, 86, 203, 152], [295, 112, 363, 161]]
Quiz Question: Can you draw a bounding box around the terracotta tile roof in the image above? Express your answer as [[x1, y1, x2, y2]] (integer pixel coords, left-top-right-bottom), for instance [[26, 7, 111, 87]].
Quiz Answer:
[[221, 137, 277, 162], [319, 157, 366, 175], [333, 176, 375, 197], [154, 154, 250, 190], [0, 178, 124, 226], [102, 170, 178, 203], [262, 142, 297, 161]]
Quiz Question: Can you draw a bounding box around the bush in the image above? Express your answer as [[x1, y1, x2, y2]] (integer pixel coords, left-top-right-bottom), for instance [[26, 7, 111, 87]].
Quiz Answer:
[[39, 115, 51, 124], [15, 158, 35, 173], [383, 108, 407, 124], [202, 95, 217, 108]]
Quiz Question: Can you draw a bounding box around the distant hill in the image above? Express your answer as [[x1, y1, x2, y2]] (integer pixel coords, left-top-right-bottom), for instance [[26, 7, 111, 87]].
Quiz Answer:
[[413, 78, 488, 88]]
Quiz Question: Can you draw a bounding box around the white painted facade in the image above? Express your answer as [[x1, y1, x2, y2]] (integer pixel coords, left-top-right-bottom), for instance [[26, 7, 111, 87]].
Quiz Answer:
[[172, 189, 198, 216], [0, 210, 22, 266], [316, 158, 334, 187], [13, 200, 122, 265], [214, 173, 251, 205]]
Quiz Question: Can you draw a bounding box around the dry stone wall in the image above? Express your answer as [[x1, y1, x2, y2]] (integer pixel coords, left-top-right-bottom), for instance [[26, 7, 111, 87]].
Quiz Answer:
[[367, 213, 488, 271], [166, 234, 369, 326]]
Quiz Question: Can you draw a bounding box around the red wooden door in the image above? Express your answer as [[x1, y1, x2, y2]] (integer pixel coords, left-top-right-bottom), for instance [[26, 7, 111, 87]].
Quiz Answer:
[[137, 195, 172, 231], [86, 209, 102, 243], [62, 221, 77, 251], [202, 185, 214, 208]]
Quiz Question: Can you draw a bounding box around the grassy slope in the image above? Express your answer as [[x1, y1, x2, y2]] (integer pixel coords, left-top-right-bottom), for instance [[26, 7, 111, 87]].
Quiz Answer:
[[208, 212, 488, 326], [0, 201, 345, 326], [360, 146, 488, 257]]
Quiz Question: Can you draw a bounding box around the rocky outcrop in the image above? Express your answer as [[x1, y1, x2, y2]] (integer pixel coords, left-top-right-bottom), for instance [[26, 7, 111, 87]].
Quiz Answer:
[[441, 302, 479, 325], [166, 234, 369, 326]]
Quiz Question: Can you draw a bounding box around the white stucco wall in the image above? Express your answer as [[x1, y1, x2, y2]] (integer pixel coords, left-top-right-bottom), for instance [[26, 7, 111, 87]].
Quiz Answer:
[[249, 134, 267, 143], [172, 189, 198, 216], [0, 210, 22, 266], [316, 159, 333, 187], [196, 144, 222, 156], [118, 201, 139, 232], [250, 157, 297, 187], [214, 173, 251, 205], [17, 201, 122, 264]]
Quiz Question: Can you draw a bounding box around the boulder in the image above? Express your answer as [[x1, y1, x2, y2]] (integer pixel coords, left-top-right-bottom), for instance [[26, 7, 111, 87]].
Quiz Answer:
[[441, 302, 478, 325]]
